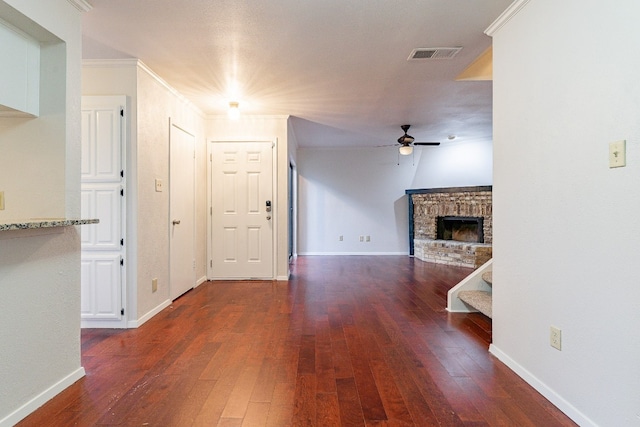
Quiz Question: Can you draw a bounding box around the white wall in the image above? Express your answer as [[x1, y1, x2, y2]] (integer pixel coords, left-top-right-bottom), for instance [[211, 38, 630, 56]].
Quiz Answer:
[[410, 139, 492, 189], [0, 0, 85, 425], [136, 64, 207, 319], [298, 142, 492, 255], [82, 60, 207, 325], [490, 1, 640, 426]]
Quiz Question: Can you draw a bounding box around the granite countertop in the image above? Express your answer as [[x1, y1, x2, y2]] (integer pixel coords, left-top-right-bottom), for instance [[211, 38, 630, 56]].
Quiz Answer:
[[0, 218, 99, 231]]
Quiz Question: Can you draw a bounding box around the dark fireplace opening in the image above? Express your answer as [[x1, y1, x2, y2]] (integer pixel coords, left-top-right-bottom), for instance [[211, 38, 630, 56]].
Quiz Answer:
[[436, 216, 484, 243]]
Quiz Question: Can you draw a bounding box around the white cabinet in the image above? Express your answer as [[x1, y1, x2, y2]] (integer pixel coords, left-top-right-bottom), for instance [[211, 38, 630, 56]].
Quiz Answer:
[[0, 19, 39, 117], [80, 97, 126, 327]]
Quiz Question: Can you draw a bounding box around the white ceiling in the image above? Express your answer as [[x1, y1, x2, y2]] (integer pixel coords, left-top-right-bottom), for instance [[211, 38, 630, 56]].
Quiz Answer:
[[82, 0, 511, 148]]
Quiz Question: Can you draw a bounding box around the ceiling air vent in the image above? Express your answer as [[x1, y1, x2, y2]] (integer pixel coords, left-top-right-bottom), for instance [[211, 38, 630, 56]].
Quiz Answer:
[[408, 47, 462, 60]]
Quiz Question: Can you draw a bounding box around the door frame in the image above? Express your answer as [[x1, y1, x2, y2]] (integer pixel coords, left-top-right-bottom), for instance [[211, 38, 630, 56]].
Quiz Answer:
[[207, 139, 278, 280]]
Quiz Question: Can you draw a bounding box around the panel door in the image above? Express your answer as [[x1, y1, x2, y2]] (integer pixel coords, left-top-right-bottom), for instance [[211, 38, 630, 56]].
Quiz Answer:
[[210, 142, 274, 279], [169, 123, 195, 299], [80, 96, 125, 326]]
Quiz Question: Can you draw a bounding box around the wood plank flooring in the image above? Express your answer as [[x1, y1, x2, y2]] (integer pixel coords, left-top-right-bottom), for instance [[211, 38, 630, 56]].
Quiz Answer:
[[17, 256, 576, 426]]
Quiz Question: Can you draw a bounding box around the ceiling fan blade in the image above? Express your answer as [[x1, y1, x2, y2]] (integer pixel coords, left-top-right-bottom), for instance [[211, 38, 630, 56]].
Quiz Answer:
[[414, 142, 441, 146]]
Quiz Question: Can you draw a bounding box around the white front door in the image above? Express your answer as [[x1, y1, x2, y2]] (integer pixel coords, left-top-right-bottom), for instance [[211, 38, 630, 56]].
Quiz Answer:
[[210, 141, 274, 279], [169, 122, 195, 299], [80, 96, 126, 328]]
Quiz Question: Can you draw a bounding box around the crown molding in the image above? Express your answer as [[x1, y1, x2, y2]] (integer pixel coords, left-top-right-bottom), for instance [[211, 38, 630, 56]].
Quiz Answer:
[[67, 0, 92, 12], [485, 0, 530, 37], [82, 58, 139, 68], [82, 58, 205, 117]]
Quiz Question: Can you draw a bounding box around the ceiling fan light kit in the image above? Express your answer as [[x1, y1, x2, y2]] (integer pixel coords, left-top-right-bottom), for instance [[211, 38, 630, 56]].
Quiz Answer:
[[396, 124, 440, 155], [399, 145, 413, 156]]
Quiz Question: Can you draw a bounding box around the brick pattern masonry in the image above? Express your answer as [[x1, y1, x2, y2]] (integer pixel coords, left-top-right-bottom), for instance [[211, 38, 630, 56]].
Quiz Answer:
[[411, 188, 492, 268], [412, 190, 492, 243]]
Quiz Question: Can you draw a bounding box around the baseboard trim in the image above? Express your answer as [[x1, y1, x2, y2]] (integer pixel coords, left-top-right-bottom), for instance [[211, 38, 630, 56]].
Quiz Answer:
[[128, 299, 171, 328], [196, 275, 207, 287], [0, 367, 85, 427], [488, 344, 596, 427], [298, 252, 408, 256]]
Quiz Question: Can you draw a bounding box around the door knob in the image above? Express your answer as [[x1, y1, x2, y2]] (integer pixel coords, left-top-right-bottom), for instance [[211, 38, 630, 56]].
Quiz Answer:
[[172, 220, 181, 225]]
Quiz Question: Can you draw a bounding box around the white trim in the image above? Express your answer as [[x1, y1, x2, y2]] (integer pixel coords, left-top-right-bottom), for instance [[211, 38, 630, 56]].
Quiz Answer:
[[196, 275, 208, 287], [81, 319, 127, 329], [272, 137, 278, 280], [67, 0, 92, 12], [298, 252, 409, 256], [485, 0, 531, 36], [127, 299, 171, 328], [208, 114, 290, 120], [82, 59, 205, 118], [276, 274, 290, 281], [0, 367, 85, 427], [82, 58, 139, 68], [489, 344, 598, 427]]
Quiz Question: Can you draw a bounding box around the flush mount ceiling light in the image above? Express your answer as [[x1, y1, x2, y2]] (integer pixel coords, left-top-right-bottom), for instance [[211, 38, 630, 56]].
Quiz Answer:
[[228, 101, 240, 119]]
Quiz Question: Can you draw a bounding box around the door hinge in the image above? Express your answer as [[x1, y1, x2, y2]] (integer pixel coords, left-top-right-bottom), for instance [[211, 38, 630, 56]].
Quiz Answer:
[[120, 258, 124, 266], [120, 170, 124, 178], [120, 188, 124, 196], [210, 153, 212, 162], [210, 206, 212, 215], [210, 260, 213, 267], [120, 109, 124, 117], [121, 308, 125, 315], [120, 238, 124, 246]]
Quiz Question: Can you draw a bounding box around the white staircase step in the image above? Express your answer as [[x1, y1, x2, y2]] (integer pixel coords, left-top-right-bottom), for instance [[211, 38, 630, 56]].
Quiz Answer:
[[481, 271, 492, 285], [458, 290, 492, 318]]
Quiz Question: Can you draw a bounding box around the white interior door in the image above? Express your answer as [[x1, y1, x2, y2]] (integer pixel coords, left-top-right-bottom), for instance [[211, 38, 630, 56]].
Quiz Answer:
[[210, 141, 274, 279], [170, 122, 195, 299], [80, 96, 126, 328]]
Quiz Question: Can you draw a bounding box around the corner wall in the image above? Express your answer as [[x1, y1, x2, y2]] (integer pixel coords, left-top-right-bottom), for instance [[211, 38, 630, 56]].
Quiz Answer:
[[297, 142, 492, 255], [490, 1, 640, 425], [0, 0, 85, 424], [82, 60, 208, 325]]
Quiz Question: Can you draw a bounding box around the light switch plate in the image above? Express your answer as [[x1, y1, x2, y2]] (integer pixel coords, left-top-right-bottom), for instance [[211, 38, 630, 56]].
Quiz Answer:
[[609, 140, 626, 168], [155, 178, 163, 192]]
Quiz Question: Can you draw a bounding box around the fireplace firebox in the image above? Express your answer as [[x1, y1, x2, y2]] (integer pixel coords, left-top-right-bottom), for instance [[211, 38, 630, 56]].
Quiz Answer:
[[436, 216, 484, 243]]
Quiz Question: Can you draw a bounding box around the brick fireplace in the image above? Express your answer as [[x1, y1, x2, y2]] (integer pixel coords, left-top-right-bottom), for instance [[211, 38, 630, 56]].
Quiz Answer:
[[406, 186, 492, 268]]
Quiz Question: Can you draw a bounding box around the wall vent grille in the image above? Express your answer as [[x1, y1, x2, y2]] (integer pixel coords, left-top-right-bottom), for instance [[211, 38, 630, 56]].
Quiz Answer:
[[408, 47, 462, 60]]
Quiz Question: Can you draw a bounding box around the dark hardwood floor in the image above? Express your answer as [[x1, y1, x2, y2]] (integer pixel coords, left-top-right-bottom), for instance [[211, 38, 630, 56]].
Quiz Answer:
[[18, 256, 576, 426]]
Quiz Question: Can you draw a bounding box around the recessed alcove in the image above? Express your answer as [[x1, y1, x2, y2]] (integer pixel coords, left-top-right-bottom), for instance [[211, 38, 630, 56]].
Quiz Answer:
[[0, 6, 67, 222]]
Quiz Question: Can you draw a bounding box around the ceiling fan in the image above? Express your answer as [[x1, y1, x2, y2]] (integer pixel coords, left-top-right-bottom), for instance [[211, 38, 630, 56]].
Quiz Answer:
[[397, 124, 440, 155]]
